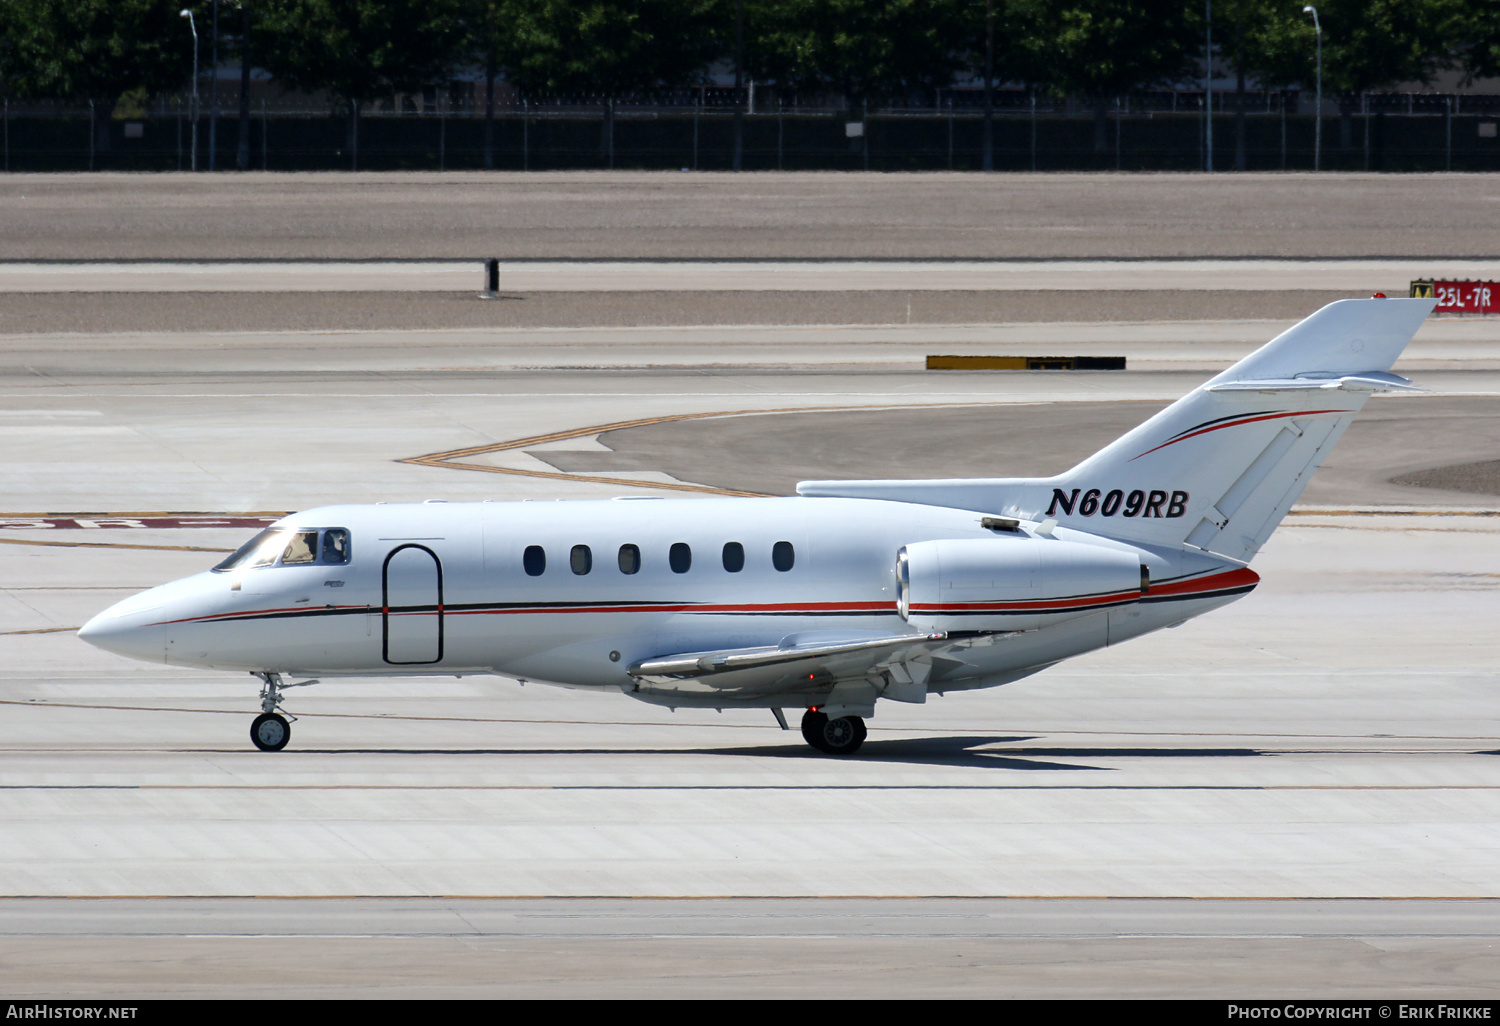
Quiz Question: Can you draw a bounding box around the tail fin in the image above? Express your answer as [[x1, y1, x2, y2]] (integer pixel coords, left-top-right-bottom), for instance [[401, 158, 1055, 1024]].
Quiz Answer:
[[798, 298, 1434, 562]]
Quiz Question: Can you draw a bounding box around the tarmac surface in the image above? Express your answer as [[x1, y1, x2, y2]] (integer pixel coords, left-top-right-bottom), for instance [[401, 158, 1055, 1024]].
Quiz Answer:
[[3, 171, 1500, 260], [0, 288, 1365, 333], [4, 326, 1500, 996], [3, 899, 1500, 998], [2, 173, 1499, 997]]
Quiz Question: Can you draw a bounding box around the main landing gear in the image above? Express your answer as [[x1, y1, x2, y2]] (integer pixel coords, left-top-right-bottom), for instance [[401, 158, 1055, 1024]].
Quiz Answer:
[[250, 672, 314, 752], [801, 708, 867, 756]]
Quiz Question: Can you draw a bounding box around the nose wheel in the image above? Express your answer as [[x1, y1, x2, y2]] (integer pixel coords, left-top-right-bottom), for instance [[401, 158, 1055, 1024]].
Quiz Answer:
[[801, 709, 867, 755], [251, 712, 291, 751], [250, 672, 313, 752]]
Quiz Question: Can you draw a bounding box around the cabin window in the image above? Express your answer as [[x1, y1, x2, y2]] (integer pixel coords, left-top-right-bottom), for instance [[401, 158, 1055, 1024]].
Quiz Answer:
[[773, 541, 795, 572], [669, 542, 692, 574], [722, 542, 744, 573], [618, 544, 640, 574], [570, 544, 592, 575], [523, 545, 546, 577]]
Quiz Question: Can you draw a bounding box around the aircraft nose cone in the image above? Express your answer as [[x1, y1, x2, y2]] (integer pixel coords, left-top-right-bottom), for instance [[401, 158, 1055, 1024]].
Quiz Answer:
[[77, 597, 169, 664]]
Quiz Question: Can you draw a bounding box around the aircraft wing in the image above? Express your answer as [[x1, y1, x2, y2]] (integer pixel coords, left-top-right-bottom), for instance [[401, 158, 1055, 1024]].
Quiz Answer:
[[625, 630, 1010, 704]]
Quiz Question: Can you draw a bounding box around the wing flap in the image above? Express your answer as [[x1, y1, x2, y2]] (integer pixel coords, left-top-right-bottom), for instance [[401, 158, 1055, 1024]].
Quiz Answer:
[[629, 632, 946, 684]]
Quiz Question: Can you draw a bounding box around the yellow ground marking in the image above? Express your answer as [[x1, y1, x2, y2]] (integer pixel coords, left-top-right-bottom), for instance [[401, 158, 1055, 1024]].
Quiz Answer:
[[401, 406, 1500, 509], [399, 404, 974, 497]]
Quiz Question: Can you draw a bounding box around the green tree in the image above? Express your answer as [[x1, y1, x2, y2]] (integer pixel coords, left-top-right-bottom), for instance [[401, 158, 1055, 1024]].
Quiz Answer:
[[1463, 0, 1500, 82], [1237, 0, 1464, 147], [462, 0, 505, 169], [1218, 0, 1267, 171], [746, 0, 969, 119], [0, 0, 202, 149], [254, 0, 466, 169], [1009, 0, 1203, 152], [497, 0, 720, 95], [495, 0, 722, 159]]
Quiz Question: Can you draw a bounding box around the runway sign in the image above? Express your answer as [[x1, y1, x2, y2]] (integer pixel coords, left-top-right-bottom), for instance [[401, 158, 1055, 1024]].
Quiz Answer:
[[1411, 279, 1498, 314]]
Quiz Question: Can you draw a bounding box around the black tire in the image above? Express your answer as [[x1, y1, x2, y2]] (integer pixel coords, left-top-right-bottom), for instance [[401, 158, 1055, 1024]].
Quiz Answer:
[[251, 712, 291, 752], [801, 710, 866, 755], [801, 709, 829, 751]]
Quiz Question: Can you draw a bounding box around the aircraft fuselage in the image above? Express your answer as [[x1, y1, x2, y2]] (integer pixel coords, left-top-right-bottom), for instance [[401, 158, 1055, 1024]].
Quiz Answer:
[[81, 495, 1251, 711]]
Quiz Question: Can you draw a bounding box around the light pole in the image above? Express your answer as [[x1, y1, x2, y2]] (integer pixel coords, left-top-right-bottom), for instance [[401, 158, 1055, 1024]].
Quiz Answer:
[[180, 9, 198, 172], [1303, 5, 1321, 171]]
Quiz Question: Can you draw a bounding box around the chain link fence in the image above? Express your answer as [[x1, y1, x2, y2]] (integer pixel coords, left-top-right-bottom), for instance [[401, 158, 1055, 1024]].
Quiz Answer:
[[3, 92, 1497, 172]]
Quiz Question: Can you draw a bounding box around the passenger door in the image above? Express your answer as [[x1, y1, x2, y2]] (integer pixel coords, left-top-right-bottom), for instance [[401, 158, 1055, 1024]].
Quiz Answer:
[[382, 544, 443, 664]]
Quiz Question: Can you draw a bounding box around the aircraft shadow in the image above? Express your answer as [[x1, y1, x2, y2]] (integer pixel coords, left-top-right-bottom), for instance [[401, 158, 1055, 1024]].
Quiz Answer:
[[708, 736, 1271, 770], [235, 740, 1266, 772], [706, 735, 1097, 770], [273, 737, 1097, 770]]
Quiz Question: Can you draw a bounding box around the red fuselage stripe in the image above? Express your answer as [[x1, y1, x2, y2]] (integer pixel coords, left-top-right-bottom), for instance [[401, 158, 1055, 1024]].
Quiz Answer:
[[1130, 409, 1350, 462], [911, 567, 1260, 613], [159, 570, 1259, 626]]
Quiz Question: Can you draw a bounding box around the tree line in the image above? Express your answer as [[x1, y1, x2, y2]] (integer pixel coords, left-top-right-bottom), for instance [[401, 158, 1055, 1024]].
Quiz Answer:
[[1, 0, 1496, 169]]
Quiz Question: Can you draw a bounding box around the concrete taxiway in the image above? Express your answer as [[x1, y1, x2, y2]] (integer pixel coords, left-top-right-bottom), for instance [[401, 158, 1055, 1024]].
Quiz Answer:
[[3, 327, 1498, 915], [1, 184, 1498, 994], [3, 898, 1500, 998], [2, 258, 1495, 293], [4, 172, 1500, 259]]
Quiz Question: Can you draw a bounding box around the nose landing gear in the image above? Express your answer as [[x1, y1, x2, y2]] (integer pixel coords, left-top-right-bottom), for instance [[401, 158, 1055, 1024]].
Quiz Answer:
[[251, 711, 291, 752], [801, 708, 867, 755], [250, 672, 315, 752]]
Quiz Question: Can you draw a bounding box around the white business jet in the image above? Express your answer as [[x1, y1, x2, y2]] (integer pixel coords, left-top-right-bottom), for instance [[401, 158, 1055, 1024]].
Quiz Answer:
[[79, 298, 1432, 755]]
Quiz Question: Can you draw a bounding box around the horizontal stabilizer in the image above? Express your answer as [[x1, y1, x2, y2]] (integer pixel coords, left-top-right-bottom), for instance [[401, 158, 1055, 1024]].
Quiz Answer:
[[1207, 371, 1421, 394], [1205, 297, 1432, 387]]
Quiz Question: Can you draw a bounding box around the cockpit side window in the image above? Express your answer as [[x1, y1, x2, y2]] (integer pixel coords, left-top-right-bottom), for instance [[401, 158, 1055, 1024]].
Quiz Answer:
[[321, 528, 351, 565]]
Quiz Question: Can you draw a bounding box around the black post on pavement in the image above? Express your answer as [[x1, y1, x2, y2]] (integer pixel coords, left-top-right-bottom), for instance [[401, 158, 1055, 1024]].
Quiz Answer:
[[480, 258, 500, 299]]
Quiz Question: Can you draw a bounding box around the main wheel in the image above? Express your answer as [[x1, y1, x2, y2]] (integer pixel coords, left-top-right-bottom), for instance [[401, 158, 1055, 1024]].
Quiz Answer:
[[251, 712, 291, 752], [801, 710, 866, 755], [801, 709, 829, 750]]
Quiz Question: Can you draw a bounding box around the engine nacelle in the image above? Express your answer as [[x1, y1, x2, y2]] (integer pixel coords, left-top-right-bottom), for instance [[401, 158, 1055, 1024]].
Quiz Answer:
[[896, 537, 1145, 632]]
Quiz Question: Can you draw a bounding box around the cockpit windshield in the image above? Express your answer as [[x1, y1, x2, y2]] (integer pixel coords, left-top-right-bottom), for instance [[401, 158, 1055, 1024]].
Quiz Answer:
[[213, 527, 351, 572], [281, 530, 318, 564]]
